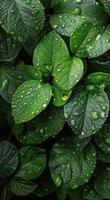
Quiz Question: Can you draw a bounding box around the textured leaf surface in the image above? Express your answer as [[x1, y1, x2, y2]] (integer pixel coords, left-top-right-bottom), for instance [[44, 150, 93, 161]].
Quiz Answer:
[[33, 31, 69, 77], [64, 86, 109, 138], [53, 57, 84, 91], [49, 138, 96, 189], [15, 146, 46, 180], [52, 83, 72, 106], [94, 166, 110, 199], [50, 0, 107, 36], [0, 67, 23, 103], [0, 0, 45, 43], [94, 118, 110, 153], [10, 178, 36, 196], [12, 80, 52, 124], [17, 105, 65, 145], [0, 140, 19, 178], [86, 72, 110, 86], [0, 28, 21, 64]]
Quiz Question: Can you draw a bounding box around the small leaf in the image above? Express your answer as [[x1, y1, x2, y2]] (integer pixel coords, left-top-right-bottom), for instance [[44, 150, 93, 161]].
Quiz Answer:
[[12, 80, 52, 124], [0, 0, 45, 43], [9, 178, 36, 196], [15, 146, 46, 180], [33, 31, 69, 77], [17, 105, 65, 145], [53, 57, 84, 91], [52, 83, 72, 107], [49, 138, 96, 189], [0, 140, 19, 179], [64, 86, 109, 138]]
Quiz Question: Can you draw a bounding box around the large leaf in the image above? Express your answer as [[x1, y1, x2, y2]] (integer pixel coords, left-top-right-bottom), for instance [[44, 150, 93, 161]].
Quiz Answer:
[[0, 0, 45, 43], [94, 166, 110, 199], [0, 67, 23, 103], [33, 31, 69, 77], [49, 138, 96, 189], [94, 117, 110, 153], [0, 140, 19, 179], [53, 57, 84, 91], [0, 28, 21, 64], [15, 146, 46, 180], [70, 23, 110, 58], [83, 183, 102, 200], [64, 86, 109, 138], [12, 80, 52, 124], [9, 178, 36, 196], [17, 105, 65, 145], [50, 0, 107, 36]]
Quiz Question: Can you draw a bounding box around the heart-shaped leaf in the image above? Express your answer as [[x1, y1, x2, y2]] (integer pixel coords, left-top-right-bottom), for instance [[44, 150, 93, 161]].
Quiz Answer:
[[33, 31, 69, 77], [12, 80, 52, 124], [64, 86, 109, 138]]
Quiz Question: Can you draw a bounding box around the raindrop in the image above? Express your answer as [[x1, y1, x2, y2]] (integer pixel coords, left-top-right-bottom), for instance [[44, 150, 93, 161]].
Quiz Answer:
[[100, 111, 105, 119], [54, 175, 62, 186], [96, 34, 101, 41], [91, 111, 98, 119]]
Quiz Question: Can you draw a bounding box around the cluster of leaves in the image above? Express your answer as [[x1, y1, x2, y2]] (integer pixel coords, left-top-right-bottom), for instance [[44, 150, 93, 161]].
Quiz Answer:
[[1, 0, 110, 200]]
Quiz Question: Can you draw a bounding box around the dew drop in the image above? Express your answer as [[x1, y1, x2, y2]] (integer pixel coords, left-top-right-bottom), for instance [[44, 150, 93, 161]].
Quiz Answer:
[[54, 175, 62, 186], [91, 112, 98, 119]]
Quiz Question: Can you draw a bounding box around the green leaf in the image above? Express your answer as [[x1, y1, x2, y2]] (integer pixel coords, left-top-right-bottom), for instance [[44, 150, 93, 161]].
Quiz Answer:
[[50, 0, 107, 36], [53, 57, 84, 91], [0, 184, 12, 200], [83, 183, 102, 200], [97, 0, 110, 15], [0, 28, 21, 64], [97, 148, 110, 163], [70, 23, 110, 58], [33, 31, 69, 77], [94, 117, 110, 153], [9, 178, 36, 196], [52, 83, 72, 107], [15, 146, 46, 180], [49, 138, 96, 189], [0, 67, 23, 103], [64, 86, 109, 138], [0, 140, 19, 179], [94, 166, 110, 199], [0, 0, 45, 43], [17, 65, 43, 82], [86, 72, 110, 86], [17, 105, 65, 145], [12, 80, 52, 124], [34, 172, 56, 197]]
